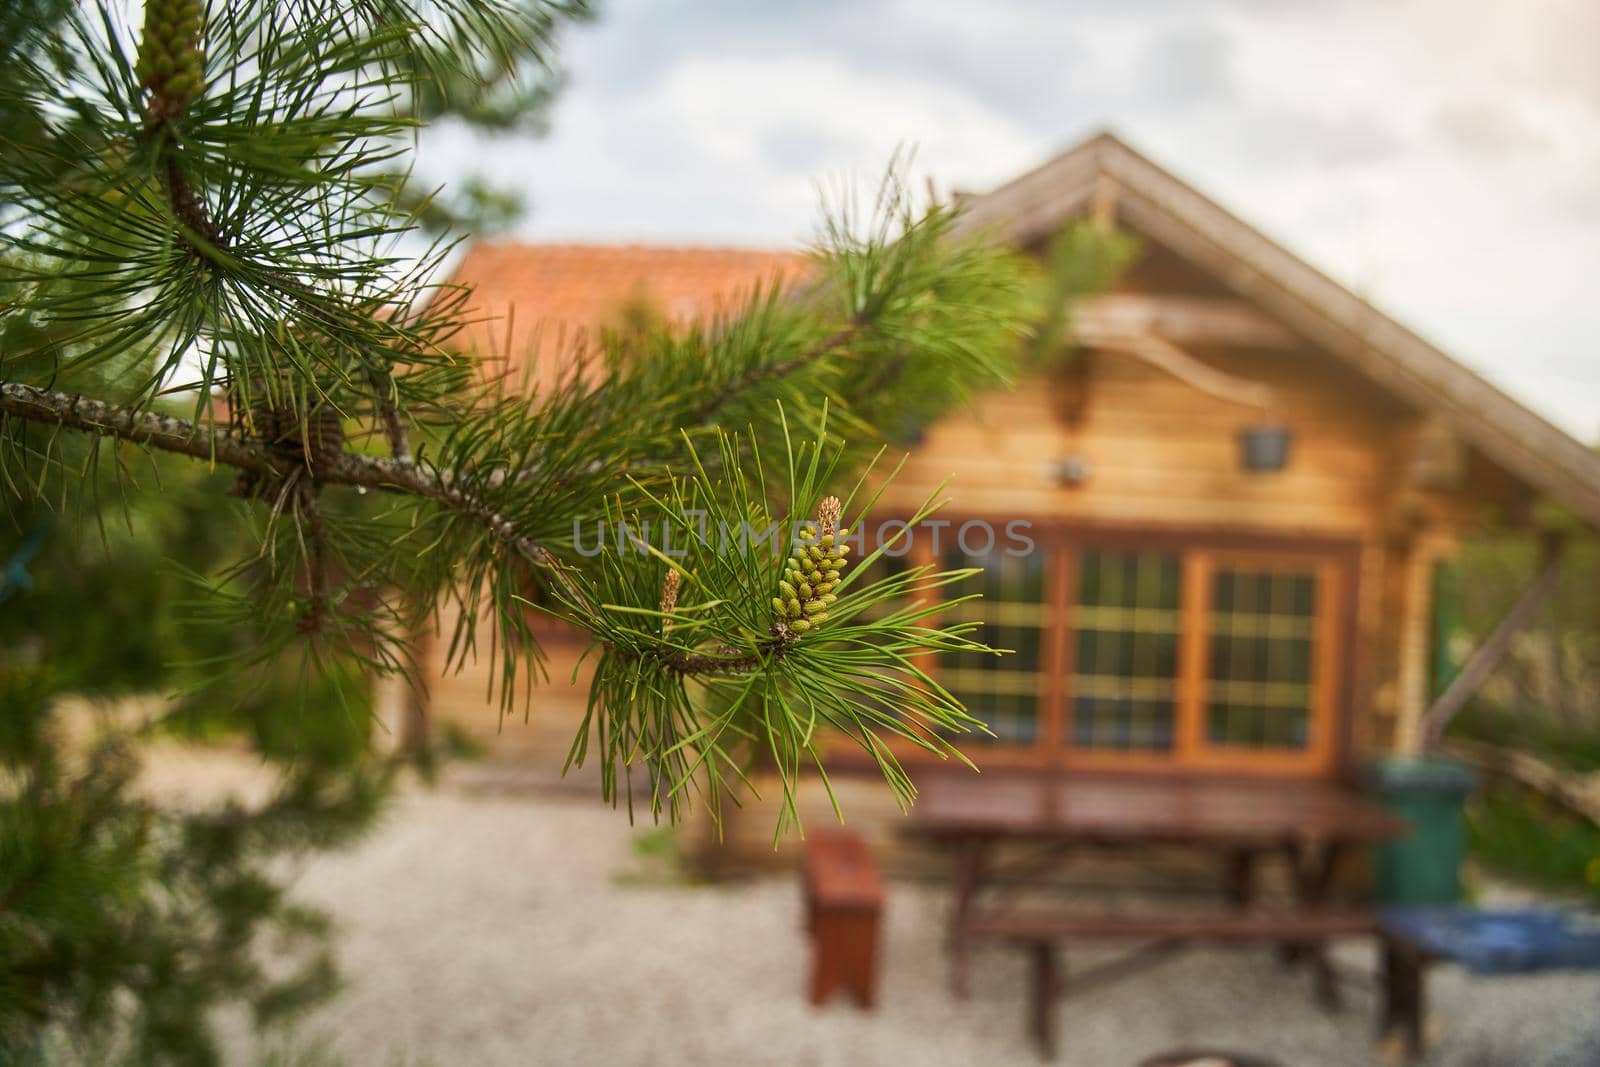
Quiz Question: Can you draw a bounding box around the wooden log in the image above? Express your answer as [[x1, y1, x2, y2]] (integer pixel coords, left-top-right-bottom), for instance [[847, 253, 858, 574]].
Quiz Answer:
[[1393, 537, 1450, 755], [1409, 413, 1468, 492]]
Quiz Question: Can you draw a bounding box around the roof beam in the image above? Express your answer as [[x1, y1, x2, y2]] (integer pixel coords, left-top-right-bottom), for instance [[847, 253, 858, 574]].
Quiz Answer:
[[1076, 327, 1275, 409], [1075, 294, 1299, 349]]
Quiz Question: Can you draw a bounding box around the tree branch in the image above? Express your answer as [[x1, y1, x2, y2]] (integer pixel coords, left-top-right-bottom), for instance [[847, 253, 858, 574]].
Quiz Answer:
[[657, 633, 797, 676], [378, 395, 411, 462], [684, 321, 863, 425], [0, 384, 820, 682], [368, 369, 411, 463], [0, 381, 555, 568]]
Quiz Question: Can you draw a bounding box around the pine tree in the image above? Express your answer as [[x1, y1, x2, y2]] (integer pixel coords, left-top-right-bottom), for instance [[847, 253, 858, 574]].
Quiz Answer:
[[0, 382, 392, 1061]]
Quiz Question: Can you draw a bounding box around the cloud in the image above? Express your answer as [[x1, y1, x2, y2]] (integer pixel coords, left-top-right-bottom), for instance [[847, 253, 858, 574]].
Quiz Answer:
[[1142, 25, 1236, 106], [425, 0, 1600, 438], [625, 52, 1040, 206], [1429, 99, 1550, 157], [1238, 108, 1405, 169]]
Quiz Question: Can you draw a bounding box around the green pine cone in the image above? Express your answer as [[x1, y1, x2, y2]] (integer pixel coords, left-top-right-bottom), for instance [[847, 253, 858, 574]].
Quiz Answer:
[[137, 0, 205, 109], [771, 498, 851, 637]]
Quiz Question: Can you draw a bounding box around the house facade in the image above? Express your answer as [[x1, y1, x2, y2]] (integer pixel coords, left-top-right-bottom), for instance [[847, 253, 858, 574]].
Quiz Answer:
[[425, 134, 1600, 858]]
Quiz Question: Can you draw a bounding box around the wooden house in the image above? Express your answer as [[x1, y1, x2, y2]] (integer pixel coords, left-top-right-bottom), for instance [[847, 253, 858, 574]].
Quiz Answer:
[[425, 133, 1600, 860]]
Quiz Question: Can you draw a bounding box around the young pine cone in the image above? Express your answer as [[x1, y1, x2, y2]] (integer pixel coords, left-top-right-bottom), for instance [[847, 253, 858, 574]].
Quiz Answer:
[[771, 496, 849, 635], [136, 0, 207, 121]]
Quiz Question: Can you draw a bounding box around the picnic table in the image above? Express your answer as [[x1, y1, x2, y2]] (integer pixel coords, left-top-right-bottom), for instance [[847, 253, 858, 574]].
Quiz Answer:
[[906, 769, 1405, 1053]]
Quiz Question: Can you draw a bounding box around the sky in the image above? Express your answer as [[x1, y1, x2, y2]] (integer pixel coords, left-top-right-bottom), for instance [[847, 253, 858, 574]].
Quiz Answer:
[[421, 0, 1600, 442]]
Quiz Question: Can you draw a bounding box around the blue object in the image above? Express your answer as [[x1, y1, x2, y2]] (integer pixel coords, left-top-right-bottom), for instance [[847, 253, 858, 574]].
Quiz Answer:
[[0, 522, 47, 604], [1381, 906, 1600, 975]]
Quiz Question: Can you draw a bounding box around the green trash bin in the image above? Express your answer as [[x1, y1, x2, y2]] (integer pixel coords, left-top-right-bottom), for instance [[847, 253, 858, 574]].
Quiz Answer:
[[1365, 755, 1479, 905]]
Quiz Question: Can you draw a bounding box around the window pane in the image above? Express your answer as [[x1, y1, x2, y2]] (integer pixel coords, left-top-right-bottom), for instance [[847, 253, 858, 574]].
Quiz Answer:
[[939, 546, 1048, 745], [1206, 567, 1317, 750], [1070, 550, 1180, 751]]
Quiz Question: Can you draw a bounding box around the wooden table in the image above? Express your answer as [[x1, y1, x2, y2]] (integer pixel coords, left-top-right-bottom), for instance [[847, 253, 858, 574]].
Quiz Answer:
[[907, 771, 1405, 1010]]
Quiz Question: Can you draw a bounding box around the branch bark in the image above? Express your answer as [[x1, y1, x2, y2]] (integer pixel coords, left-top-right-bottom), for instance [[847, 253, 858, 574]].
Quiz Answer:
[[0, 381, 556, 568]]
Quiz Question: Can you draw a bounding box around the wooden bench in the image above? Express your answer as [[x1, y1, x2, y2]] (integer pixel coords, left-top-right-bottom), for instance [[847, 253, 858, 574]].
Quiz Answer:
[[802, 830, 885, 1009], [967, 909, 1378, 1059]]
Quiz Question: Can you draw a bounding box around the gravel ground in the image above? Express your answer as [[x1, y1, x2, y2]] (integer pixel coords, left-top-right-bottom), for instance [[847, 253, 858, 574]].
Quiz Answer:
[[248, 778, 1600, 1067]]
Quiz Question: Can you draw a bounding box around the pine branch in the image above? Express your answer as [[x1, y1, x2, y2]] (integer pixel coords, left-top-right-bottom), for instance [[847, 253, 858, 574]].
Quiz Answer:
[[2, 381, 272, 472], [138, 0, 219, 248], [660, 646, 770, 675], [293, 480, 330, 635], [683, 321, 863, 425], [4, 0, 1038, 829], [0, 380, 556, 570], [377, 391, 411, 462]]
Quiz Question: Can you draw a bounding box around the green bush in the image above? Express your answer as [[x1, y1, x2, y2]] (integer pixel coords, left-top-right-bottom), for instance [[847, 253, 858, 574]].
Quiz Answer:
[[1465, 786, 1600, 905]]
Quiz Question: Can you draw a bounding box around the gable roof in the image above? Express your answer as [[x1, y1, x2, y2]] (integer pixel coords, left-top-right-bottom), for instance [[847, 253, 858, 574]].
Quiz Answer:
[[956, 131, 1600, 527], [445, 242, 809, 387]]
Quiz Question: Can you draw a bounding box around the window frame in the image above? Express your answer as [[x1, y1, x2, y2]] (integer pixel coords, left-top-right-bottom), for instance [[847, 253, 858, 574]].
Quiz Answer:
[[857, 518, 1358, 779]]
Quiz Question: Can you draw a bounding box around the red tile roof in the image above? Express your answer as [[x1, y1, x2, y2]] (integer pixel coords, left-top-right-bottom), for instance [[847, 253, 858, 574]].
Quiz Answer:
[[444, 242, 811, 388]]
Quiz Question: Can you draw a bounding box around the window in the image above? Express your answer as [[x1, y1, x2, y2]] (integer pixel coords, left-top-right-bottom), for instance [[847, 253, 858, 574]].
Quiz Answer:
[[1071, 550, 1180, 752], [938, 547, 1048, 745], [910, 529, 1348, 776], [1207, 567, 1317, 750]]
